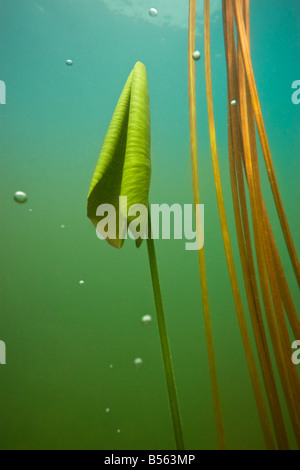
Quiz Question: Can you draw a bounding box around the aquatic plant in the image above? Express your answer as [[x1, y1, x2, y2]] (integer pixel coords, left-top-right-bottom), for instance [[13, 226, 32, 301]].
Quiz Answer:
[[188, 0, 300, 450], [188, 0, 226, 451], [87, 2, 299, 449], [87, 61, 184, 449]]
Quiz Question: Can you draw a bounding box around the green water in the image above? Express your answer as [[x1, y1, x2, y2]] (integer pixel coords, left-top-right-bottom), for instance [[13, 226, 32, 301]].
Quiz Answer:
[[0, 0, 299, 450]]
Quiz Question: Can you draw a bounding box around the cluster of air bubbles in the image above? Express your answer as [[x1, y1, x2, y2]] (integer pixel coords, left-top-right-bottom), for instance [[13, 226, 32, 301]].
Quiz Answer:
[[192, 50, 201, 61], [148, 8, 158, 17], [66, 59, 73, 66], [134, 357, 143, 368], [14, 191, 28, 203], [141, 314, 152, 326], [231, 99, 237, 106]]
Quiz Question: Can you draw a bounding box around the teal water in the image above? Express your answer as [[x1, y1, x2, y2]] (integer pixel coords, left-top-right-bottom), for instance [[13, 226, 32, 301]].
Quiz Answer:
[[0, 0, 299, 450]]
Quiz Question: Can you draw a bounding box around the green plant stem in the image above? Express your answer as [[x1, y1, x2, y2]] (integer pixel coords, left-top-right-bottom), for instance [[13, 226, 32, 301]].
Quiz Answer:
[[146, 211, 185, 451]]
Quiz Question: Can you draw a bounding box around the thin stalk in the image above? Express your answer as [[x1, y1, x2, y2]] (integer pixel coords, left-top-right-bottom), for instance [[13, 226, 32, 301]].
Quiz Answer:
[[146, 211, 185, 450], [232, 0, 300, 446], [240, 2, 299, 341], [188, 0, 226, 450], [204, 0, 275, 451], [239, 1, 299, 342], [242, 15, 300, 444], [245, 61, 300, 448], [241, 1, 300, 341], [266, 213, 300, 340], [230, 0, 300, 447], [233, 0, 300, 287], [224, 0, 300, 448], [223, 0, 289, 449]]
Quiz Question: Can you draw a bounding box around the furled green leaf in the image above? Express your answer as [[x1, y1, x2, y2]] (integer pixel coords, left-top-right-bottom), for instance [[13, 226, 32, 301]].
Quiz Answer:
[[87, 61, 151, 248]]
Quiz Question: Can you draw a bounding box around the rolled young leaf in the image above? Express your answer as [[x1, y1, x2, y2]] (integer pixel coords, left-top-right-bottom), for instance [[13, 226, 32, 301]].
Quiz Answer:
[[87, 62, 185, 449], [87, 61, 151, 248]]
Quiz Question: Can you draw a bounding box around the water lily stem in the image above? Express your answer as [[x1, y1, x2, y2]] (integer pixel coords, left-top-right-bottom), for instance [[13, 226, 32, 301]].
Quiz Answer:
[[146, 211, 185, 451]]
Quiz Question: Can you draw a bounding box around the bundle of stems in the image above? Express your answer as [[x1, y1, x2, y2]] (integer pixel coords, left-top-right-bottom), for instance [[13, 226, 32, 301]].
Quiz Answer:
[[188, 0, 226, 451], [188, 0, 300, 450]]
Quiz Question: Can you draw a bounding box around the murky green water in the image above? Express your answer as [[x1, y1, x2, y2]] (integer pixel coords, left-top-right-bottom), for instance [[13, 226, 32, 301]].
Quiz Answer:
[[0, 0, 299, 450]]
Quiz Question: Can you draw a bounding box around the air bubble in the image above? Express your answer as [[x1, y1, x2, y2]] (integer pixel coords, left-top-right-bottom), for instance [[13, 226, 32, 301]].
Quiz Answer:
[[149, 8, 158, 17], [14, 191, 28, 203], [192, 51, 201, 61], [231, 100, 237, 106], [134, 357, 143, 368], [141, 315, 152, 326], [66, 59, 73, 66]]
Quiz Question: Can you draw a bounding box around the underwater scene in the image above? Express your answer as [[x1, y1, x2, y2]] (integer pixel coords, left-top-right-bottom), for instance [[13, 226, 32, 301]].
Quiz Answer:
[[0, 0, 299, 451]]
